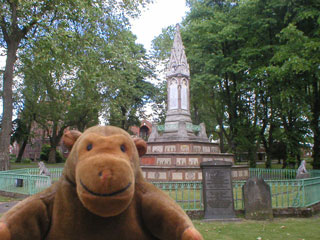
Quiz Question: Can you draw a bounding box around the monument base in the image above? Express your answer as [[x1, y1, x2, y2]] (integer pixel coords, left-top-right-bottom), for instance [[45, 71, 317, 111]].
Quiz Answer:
[[141, 141, 236, 181]]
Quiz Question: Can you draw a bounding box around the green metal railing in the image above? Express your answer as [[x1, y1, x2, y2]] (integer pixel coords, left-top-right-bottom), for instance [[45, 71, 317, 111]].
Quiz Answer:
[[0, 168, 320, 211], [249, 168, 320, 180], [233, 179, 306, 209], [153, 181, 203, 210], [154, 178, 320, 210], [2, 168, 63, 182], [0, 173, 51, 195]]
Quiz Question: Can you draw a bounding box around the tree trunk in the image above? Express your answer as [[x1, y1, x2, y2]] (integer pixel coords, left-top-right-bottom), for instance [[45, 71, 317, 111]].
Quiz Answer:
[[248, 146, 257, 168], [218, 130, 225, 153], [48, 147, 57, 164], [265, 154, 272, 169], [282, 155, 288, 169], [16, 139, 28, 163], [0, 42, 19, 170], [313, 130, 320, 169], [16, 121, 32, 163], [312, 78, 320, 169]]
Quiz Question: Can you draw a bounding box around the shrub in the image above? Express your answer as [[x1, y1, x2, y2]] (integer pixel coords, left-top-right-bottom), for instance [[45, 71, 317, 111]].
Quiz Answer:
[[9, 154, 17, 162], [22, 158, 31, 164], [40, 144, 65, 163]]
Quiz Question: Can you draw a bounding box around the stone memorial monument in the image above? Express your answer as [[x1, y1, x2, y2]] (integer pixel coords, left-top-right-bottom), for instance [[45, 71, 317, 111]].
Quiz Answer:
[[140, 25, 235, 182], [243, 177, 273, 220], [200, 161, 237, 220]]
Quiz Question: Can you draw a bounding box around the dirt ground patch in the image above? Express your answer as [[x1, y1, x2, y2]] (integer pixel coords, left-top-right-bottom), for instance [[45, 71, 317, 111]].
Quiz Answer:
[[0, 201, 20, 214]]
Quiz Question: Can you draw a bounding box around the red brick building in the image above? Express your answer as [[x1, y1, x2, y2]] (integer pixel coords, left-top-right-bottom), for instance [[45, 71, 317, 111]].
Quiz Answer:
[[129, 120, 152, 141]]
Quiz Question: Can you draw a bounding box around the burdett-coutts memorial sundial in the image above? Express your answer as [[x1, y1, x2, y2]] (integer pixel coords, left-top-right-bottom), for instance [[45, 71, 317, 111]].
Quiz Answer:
[[140, 25, 234, 182]]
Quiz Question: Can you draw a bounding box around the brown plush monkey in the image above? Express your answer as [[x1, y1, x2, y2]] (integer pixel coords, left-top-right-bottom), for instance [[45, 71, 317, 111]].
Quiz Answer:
[[0, 125, 203, 240]]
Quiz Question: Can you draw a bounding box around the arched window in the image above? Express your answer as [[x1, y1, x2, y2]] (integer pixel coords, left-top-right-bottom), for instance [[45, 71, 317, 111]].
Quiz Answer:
[[139, 126, 149, 140]]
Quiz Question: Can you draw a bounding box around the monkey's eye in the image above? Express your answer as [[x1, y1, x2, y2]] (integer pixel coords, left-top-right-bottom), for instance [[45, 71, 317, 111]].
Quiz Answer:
[[87, 143, 93, 151], [120, 144, 126, 153]]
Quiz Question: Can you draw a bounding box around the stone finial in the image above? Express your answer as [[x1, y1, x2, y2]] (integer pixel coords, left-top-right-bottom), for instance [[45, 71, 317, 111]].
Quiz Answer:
[[166, 24, 190, 77]]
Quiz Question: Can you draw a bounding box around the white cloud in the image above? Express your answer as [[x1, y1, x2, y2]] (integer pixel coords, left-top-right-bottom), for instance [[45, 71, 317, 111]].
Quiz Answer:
[[130, 0, 188, 51]]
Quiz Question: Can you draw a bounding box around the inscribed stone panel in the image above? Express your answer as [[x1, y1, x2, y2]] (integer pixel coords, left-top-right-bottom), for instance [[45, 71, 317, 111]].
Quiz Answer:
[[181, 79, 188, 110], [188, 158, 199, 165], [148, 172, 156, 179], [172, 172, 183, 180], [157, 158, 171, 165], [158, 172, 167, 180], [224, 157, 233, 163], [180, 145, 189, 152], [193, 146, 202, 152], [232, 171, 237, 178], [203, 146, 210, 153], [152, 145, 163, 153], [169, 79, 178, 110], [165, 145, 176, 152], [176, 158, 186, 165], [186, 172, 196, 180], [210, 146, 219, 153]]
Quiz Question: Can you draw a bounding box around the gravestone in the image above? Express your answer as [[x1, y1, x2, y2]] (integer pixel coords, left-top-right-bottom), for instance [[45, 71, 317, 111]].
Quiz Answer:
[[200, 160, 237, 220], [243, 177, 273, 220]]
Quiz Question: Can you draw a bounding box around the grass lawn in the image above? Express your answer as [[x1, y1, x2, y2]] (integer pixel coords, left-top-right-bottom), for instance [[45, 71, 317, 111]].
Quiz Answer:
[[194, 215, 320, 240], [0, 209, 319, 239], [0, 196, 17, 202], [10, 162, 65, 170]]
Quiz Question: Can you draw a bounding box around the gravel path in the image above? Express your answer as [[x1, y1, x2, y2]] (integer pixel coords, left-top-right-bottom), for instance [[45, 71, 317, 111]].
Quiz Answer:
[[0, 201, 20, 214]]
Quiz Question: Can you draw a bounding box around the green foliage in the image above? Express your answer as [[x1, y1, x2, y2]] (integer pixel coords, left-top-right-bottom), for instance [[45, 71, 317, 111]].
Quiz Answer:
[[172, 0, 319, 168], [151, 25, 176, 61], [9, 154, 16, 163], [40, 144, 65, 163], [21, 158, 32, 164], [0, 0, 153, 169]]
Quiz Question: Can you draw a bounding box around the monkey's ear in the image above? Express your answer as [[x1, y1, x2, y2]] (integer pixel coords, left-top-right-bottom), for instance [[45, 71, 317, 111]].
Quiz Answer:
[[62, 130, 82, 150], [133, 138, 147, 157]]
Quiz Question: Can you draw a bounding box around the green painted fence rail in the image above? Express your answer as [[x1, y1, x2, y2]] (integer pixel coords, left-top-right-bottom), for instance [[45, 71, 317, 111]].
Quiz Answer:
[[154, 177, 320, 210], [153, 181, 203, 211], [1, 168, 320, 211], [0, 173, 51, 195], [249, 168, 320, 180]]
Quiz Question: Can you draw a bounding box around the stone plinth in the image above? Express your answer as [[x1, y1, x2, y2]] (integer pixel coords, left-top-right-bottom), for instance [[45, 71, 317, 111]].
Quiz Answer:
[[141, 141, 235, 181], [200, 161, 237, 220], [141, 165, 249, 182]]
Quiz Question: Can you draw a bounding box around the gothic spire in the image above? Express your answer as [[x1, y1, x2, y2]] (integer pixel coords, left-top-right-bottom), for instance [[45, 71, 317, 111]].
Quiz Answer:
[[166, 24, 190, 77]]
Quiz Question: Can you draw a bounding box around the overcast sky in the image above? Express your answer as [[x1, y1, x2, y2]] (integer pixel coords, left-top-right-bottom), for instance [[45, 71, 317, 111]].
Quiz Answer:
[[130, 0, 188, 51], [0, 0, 188, 117], [0, 0, 188, 69]]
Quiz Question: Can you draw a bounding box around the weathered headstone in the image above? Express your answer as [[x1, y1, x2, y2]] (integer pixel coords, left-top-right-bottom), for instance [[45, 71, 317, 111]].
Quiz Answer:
[[200, 160, 237, 220], [243, 177, 273, 220], [296, 160, 310, 179]]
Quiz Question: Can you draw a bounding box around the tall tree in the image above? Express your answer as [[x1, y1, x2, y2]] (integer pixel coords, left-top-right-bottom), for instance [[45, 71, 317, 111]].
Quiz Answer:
[[0, 0, 152, 169]]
